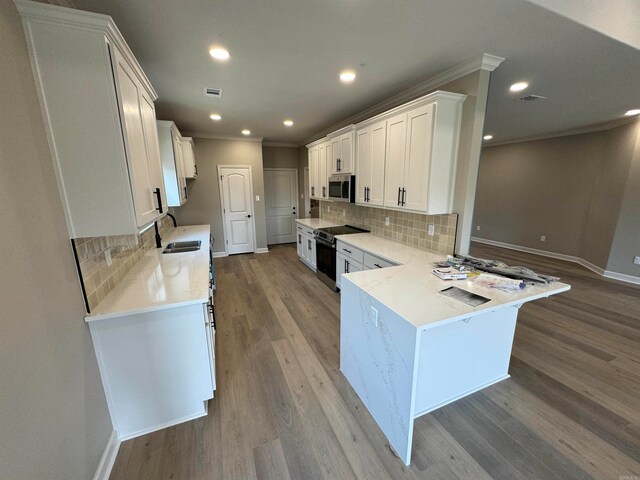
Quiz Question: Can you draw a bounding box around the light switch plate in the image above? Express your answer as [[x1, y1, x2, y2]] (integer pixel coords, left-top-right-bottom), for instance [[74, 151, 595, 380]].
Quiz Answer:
[[105, 249, 112, 267], [476, 225, 481, 231], [255, 195, 260, 201], [634, 256, 640, 265], [540, 235, 546, 242]]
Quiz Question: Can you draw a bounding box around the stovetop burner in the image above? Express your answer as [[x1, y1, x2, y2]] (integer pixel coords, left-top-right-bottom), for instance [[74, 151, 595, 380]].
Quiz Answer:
[[315, 225, 369, 244]]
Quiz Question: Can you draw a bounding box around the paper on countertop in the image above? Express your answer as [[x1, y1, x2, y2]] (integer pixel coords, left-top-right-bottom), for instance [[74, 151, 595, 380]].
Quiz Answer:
[[473, 273, 526, 292]]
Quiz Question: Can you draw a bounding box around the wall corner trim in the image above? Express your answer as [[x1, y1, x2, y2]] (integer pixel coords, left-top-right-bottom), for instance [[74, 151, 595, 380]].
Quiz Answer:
[[470, 237, 640, 285], [92, 430, 120, 480], [256, 248, 269, 254]]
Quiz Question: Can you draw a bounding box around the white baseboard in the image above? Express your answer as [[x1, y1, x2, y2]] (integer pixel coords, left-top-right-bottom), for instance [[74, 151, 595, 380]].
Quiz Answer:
[[604, 270, 640, 285], [471, 237, 639, 285], [255, 247, 269, 254], [93, 430, 120, 480], [211, 251, 228, 258]]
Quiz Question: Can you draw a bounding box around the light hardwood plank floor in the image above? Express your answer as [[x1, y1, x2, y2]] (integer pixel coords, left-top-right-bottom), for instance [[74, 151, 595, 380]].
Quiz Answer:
[[109, 242, 640, 480]]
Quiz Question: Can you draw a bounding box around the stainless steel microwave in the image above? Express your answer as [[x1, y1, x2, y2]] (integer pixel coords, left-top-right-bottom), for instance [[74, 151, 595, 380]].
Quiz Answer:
[[328, 174, 355, 203]]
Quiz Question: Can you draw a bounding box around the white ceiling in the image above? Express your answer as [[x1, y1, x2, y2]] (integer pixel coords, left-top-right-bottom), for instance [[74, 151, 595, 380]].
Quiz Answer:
[[71, 0, 640, 144]]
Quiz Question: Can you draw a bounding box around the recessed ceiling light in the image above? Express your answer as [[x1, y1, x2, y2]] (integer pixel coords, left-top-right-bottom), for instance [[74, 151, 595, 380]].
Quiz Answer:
[[209, 114, 222, 121], [283, 120, 294, 127], [483, 135, 493, 141], [509, 82, 528, 92], [624, 109, 640, 116], [241, 129, 251, 136], [340, 70, 356, 83], [209, 47, 230, 61]]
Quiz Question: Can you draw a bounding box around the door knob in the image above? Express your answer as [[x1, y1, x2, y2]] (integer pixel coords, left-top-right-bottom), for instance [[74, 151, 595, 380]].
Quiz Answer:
[[246, 214, 252, 218]]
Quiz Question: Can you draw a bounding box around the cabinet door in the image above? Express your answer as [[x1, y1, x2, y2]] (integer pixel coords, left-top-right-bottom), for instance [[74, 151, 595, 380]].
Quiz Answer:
[[383, 113, 407, 209], [181, 139, 197, 178], [171, 131, 188, 204], [339, 132, 352, 173], [369, 120, 387, 206], [297, 232, 304, 258], [355, 127, 370, 205], [403, 103, 435, 212], [139, 89, 167, 214], [112, 47, 159, 227], [308, 146, 318, 198], [318, 143, 328, 199], [330, 137, 341, 174], [336, 252, 347, 289], [305, 235, 315, 267]]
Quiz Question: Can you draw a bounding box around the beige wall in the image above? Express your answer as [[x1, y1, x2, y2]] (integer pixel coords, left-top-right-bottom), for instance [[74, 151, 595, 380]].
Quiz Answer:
[[607, 122, 640, 276], [474, 119, 640, 278], [173, 137, 267, 254], [263, 145, 299, 169], [474, 132, 603, 256], [0, 2, 112, 478]]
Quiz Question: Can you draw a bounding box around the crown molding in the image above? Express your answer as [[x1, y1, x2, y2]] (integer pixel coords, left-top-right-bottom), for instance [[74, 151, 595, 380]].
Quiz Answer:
[[487, 115, 640, 147], [262, 142, 299, 148], [183, 132, 264, 142], [301, 53, 505, 145]]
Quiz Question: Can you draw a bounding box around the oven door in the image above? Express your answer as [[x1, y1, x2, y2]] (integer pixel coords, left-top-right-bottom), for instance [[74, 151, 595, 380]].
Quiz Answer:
[[315, 237, 337, 290]]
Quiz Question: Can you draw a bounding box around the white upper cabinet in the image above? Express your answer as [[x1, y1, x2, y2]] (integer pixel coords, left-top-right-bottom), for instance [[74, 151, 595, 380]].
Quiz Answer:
[[361, 91, 465, 214], [329, 128, 354, 174], [355, 120, 386, 206], [181, 137, 198, 179], [318, 141, 329, 199], [157, 121, 188, 207], [308, 144, 319, 199], [16, 0, 166, 237]]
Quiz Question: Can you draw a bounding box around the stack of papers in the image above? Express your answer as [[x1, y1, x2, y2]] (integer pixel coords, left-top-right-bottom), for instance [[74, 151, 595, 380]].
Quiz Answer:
[[432, 268, 470, 280]]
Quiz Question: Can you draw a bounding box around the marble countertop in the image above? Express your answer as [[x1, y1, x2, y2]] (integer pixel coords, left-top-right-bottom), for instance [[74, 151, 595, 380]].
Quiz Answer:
[[296, 218, 340, 229], [337, 233, 570, 330], [85, 225, 211, 322]]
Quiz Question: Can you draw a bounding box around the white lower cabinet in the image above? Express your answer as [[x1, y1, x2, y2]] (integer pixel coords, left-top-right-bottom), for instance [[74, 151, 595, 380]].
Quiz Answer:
[[296, 223, 317, 271], [336, 240, 399, 289], [88, 302, 215, 440]]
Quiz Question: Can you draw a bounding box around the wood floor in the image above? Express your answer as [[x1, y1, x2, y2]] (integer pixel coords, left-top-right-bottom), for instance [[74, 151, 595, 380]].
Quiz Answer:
[[109, 242, 640, 480]]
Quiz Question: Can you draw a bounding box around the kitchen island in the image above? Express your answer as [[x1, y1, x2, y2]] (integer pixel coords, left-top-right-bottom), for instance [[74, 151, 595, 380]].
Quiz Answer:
[[337, 233, 570, 465]]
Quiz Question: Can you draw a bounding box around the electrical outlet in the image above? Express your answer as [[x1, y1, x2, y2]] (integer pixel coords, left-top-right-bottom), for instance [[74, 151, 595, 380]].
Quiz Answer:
[[342, 209, 346, 217], [540, 235, 546, 242], [105, 249, 112, 267], [428, 224, 435, 236], [385, 217, 390, 227], [370, 306, 378, 327], [255, 195, 260, 201], [634, 256, 640, 265], [327, 205, 331, 212], [476, 225, 481, 231]]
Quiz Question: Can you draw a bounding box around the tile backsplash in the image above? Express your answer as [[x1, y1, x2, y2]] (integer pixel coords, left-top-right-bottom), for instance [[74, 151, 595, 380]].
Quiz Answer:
[[74, 215, 174, 312], [321, 202, 457, 254]]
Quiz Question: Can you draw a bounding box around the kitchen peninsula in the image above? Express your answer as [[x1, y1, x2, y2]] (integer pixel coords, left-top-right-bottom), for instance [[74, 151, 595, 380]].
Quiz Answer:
[[337, 233, 570, 465]]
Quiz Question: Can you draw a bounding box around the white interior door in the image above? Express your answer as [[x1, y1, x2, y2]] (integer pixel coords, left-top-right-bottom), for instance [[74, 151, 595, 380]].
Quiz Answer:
[[219, 166, 255, 255], [264, 169, 298, 245]]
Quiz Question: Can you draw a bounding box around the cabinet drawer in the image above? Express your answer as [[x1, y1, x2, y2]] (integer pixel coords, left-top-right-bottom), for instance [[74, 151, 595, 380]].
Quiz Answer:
[[303, 226, 315, 236], [336, 241, 364, 264], [364, 253, 398, 270]]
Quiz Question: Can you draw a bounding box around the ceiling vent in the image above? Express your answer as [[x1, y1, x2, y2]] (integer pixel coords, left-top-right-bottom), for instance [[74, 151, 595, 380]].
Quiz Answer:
[[517, 94, 546, 102], [204, 88, 223, 98]]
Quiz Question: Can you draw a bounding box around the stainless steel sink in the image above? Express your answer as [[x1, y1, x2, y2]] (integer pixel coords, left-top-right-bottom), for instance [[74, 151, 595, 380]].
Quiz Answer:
[[162, 240, 201, 254]]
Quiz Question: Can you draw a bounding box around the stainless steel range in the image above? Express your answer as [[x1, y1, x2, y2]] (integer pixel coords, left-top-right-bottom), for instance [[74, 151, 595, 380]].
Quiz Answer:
[[315, 225, 369, 290]]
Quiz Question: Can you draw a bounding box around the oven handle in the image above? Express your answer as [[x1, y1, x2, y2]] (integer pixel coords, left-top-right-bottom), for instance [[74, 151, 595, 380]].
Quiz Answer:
[[315, 236, 334, 248]]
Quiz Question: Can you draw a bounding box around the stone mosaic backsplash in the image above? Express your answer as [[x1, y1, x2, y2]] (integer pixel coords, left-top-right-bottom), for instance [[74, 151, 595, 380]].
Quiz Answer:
[[321, 202, 457, 255], [74, 215, 174, 312]]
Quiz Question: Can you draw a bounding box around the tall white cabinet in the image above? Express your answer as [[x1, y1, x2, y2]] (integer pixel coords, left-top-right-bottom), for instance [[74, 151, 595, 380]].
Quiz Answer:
[[17, 0, 167, 237], [355, 120, 387, 206], [157, 121, 189, 207]]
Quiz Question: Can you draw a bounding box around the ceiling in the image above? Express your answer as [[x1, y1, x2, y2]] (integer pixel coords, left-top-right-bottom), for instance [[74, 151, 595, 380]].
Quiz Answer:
[[71, 0, 640, 145]]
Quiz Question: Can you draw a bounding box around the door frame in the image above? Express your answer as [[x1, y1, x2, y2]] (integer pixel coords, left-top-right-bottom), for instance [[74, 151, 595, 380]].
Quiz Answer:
[[263, 168, 299, 245], [217, 165, 257, 255], [304, 167, 310, 217]]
